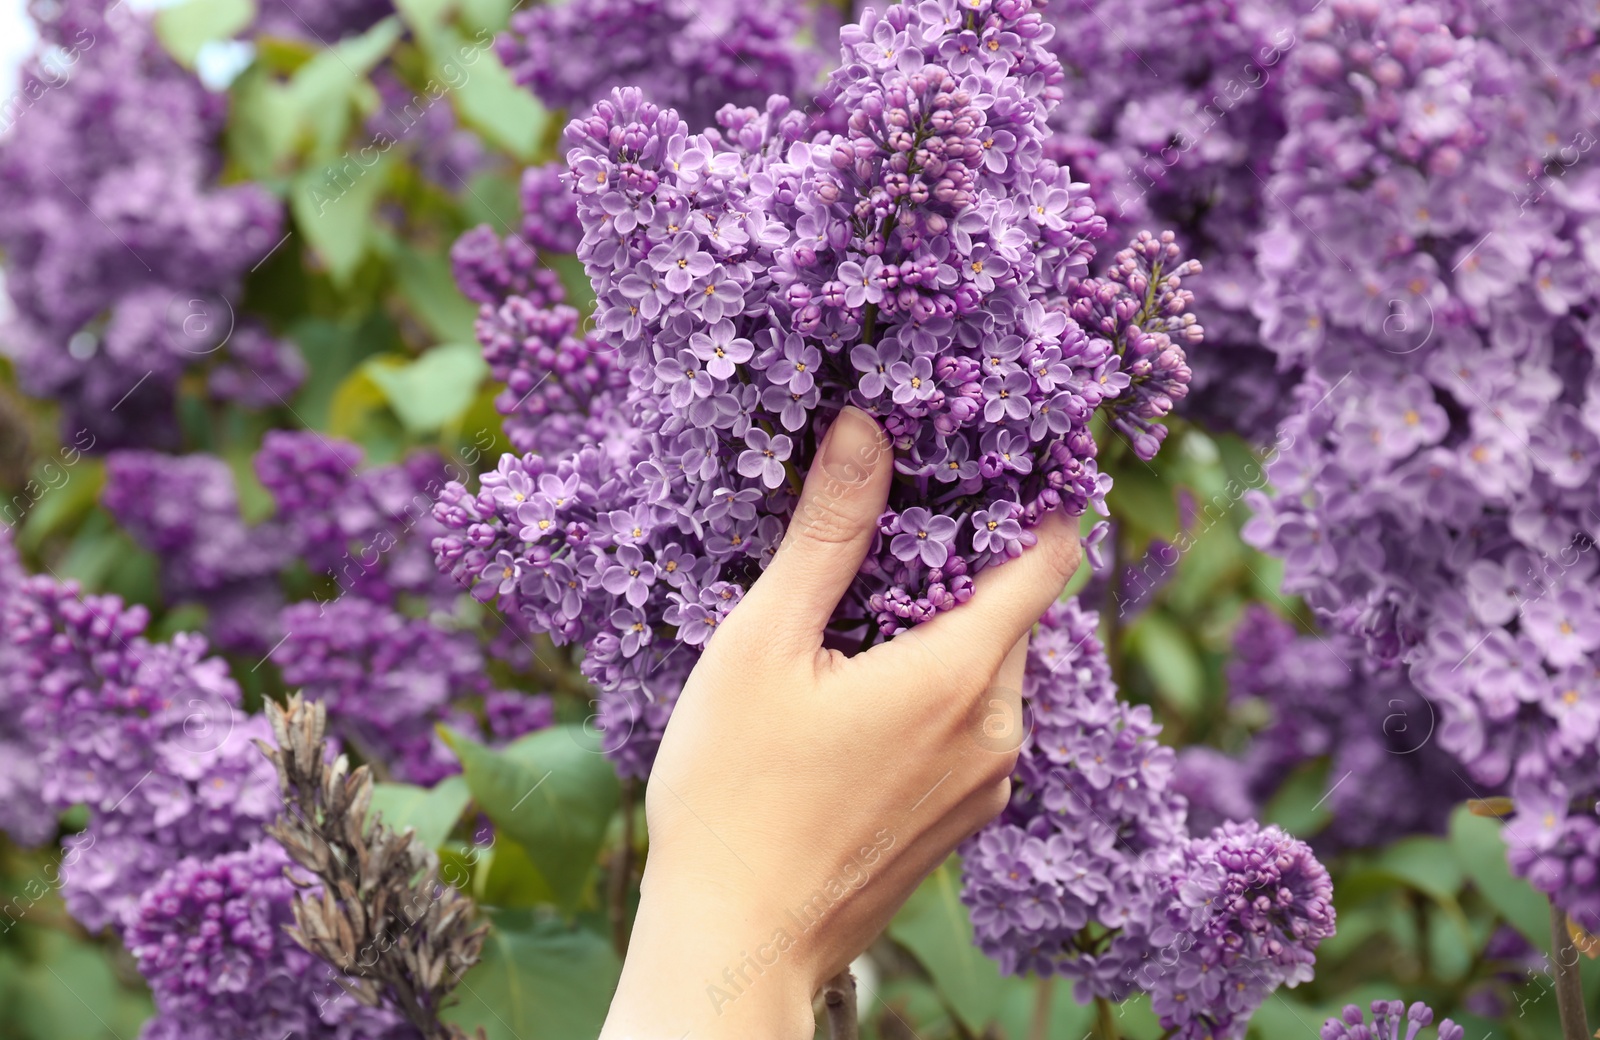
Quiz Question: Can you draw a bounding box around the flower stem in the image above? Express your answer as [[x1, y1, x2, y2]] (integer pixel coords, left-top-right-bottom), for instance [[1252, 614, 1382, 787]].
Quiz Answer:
[[1095, 996, 1119, 1040], [861, 302, 879, 346], [608, 778, 637, 957], [1551, 901, 1591, 1040], [1027, 978, 1054, 1040], [823, 969, 858, 1040]]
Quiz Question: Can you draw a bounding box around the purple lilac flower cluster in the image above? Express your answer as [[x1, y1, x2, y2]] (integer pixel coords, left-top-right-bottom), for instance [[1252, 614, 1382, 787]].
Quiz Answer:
[[0, 0, 299, 449], [254, 430, 461, 607], [1035, 0, 1299, 442], [960, 599, 1336, 1039], [1178, 606, 1476, 850], [105, 433, 461, 655], [0, 562, 414, 1037], [5, 578, 270, 931], [0, 528, 57, 846], [126, 841, 408, 1040], [1241, 0, 1600, 929], [1322, 1000, 1465, 1040], [103, 434, 550, 779], [276, 598, 539, 785], [497, 0, 821, 133], [103, 451, 291, 655], [516, 163, 583, 254], [435, 0, 1204, 776], [452, 216, 631, 457]]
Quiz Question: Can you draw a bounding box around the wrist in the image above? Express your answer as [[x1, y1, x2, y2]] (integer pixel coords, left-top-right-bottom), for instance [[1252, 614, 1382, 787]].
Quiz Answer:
[[600, 867, 817, 1040]]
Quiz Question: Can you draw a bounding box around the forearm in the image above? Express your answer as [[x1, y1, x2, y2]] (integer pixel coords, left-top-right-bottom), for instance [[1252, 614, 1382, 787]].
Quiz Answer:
[[600, 870, 817, 1040]]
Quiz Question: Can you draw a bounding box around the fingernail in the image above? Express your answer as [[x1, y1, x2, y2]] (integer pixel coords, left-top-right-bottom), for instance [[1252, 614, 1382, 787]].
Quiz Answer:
[[820, 406, 886, 486]]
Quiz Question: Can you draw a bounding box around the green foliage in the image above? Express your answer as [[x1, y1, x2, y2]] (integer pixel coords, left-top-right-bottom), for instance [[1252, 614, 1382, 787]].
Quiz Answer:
[[441, 910, 620, 1040], [154, 0, 256, 67], [443, 726, 621, 912], [1127, 609, 1205, 717], [364, 343, 488, 434], [1374, 836, 1466, 904], [369, 775, 472, 850], [888, 860, 1008, 1032], [291, 155, 394, 287], [390, 242, 481, 343], [0, 926, 155, 1040], [426, 27, 548, 161], [1261, 757, 1334, 838], [1450, 806, 1552, 952]]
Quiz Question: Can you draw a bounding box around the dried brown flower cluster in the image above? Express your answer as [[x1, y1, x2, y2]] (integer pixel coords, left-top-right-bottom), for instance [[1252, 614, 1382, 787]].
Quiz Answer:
[[258, 693, 488, 1040]]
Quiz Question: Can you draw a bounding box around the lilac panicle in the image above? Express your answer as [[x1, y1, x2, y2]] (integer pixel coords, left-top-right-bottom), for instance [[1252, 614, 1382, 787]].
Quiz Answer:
[[0, 1, 298, 448], [436, 0, 1204, 778], [104, 450, 290, 655], [277, 598, 490, 786], [1208, 606, 1477, 851], [0, 526, 56, 846], [1322, 999, 1465, 1040], [1242, 0, 1600, 927], [0, 558, 415, 1036], [959, 599, 1336, 1039], [497, 0, 822, 133], [1039, 0, 1297, 443]]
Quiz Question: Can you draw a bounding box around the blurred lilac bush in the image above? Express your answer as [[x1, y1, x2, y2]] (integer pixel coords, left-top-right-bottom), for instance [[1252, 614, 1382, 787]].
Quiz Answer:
[[0, 1, 293, 448]]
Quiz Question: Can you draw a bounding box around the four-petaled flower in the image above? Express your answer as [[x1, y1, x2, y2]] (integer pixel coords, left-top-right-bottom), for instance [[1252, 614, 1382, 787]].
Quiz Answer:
[[891, 507, 959, 568], [737, 428, 794, 489]]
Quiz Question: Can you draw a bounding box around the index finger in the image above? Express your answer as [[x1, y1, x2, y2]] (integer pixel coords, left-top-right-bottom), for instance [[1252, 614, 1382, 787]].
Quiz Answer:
[[859, 511, 1083, 698]]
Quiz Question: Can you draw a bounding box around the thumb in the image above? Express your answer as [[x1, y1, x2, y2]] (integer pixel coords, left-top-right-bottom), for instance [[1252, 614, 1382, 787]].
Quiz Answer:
[[732, 406, 892, 655]]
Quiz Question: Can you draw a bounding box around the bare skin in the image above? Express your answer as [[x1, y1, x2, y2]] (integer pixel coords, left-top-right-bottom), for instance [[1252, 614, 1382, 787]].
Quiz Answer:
[[600, 405, 1083, 1039]]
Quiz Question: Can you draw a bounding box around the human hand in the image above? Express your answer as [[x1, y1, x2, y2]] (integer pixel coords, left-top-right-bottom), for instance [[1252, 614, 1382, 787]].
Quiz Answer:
[[600, 405, 1083, 1039]]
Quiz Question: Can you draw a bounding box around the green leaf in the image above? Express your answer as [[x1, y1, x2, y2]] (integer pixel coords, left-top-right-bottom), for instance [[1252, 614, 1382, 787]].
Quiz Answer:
[[462, 169, 523, 232], [442, 909, 620, 1040], [78, 528, 159, 607], [290, 314, 403, 429], [392, 244, 481, 343], [15, 459, 103, 554], [1261, 757, 1332, 838], [458, 0, 519, 32], [1105, 465, 1179, 543], [369, 775, 471, 850], [1374, 835, 1464, 903], [1426, 901, 1477, 983], [1248, 992, 1382, 1040], [392, 0, 454, 34], [888, 858, 1004, 1033], [1450, 804, 1552, 952], [291, 154, 392, 286], [282, 18, 404, 163], [228, 65, 302, 180], [1127, 610, 1204, 716], [154, 0, 256, 67], [432, 27, 547, 160], [992, 977, 1094, 1040], [1244, 550, 1287, 603], [9, 929, 155, 1040], [442, 726, 620, 911], [364, 343, 489, 434], [477, 836, 560, 908], [326, 366, 392, 441]]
